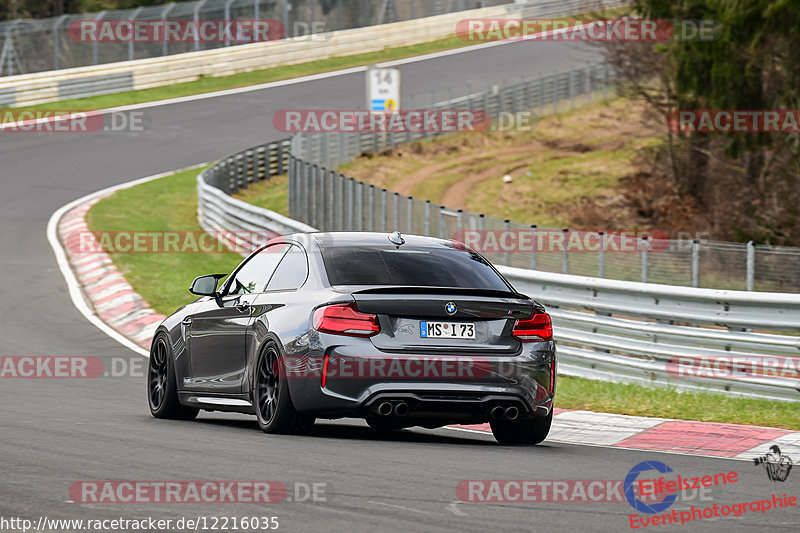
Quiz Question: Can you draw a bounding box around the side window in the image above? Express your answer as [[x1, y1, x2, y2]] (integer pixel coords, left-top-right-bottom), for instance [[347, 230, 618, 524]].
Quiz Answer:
[[266, 245, 309, 291], [228, 244, 289, 295]]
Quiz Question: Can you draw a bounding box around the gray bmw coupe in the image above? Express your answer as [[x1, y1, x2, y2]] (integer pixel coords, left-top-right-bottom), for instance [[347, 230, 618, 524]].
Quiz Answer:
[[148, 232, 556, 445]]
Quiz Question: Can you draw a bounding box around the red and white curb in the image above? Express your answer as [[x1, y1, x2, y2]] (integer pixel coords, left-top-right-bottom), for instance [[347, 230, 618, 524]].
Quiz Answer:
[[454, 409, 800, 460], [48, 170, 800, 460], [57, 196, 166, 352], [47, 166, 206, 358]]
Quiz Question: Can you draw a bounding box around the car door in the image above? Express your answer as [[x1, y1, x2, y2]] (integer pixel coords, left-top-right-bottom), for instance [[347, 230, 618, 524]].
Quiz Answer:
[[184, 243, 290, 394]]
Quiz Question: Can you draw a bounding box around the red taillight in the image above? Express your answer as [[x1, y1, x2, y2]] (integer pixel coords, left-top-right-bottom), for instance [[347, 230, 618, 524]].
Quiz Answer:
[[313, 304, 380, 337], [322, 353, 330, 388], [513, 312, 553, 342]]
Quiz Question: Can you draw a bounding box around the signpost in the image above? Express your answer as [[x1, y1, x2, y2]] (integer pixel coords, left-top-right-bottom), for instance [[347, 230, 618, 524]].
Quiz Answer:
[[366, 66, 401, 111]]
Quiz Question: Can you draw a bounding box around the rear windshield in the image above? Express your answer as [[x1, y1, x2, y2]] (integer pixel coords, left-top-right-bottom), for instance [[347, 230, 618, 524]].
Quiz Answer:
[[320, 246, 510, 290]]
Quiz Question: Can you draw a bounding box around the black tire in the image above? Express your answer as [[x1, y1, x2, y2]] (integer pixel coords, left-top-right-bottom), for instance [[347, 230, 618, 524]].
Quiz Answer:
[[490, 410, 552, 445], [254, 343, 313, 434], [147, 333, 199, 420]]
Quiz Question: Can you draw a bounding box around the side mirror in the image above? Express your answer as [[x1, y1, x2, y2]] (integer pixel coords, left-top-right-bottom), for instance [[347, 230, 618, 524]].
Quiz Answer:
[[189, 274, 227, 296]]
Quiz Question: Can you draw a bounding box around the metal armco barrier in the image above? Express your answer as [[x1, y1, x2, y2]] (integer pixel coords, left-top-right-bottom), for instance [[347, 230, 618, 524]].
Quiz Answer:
[[500, 267, 800, 401], [198, 139, 314, 246]]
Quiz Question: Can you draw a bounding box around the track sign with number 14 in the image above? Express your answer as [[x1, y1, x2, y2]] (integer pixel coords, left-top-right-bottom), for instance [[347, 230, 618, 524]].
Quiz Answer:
[[367, 67, 401, 111]]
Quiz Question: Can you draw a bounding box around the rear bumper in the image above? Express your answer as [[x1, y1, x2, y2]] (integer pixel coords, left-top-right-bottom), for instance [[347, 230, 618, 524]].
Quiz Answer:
[[286, 338, 555, 424]]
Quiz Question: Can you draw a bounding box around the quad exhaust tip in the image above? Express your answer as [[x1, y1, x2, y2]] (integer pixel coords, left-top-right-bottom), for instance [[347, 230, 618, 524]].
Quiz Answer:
[[377, 401, 393, 416], [490, 405, 521, 421], [394, 402, 409, 416]]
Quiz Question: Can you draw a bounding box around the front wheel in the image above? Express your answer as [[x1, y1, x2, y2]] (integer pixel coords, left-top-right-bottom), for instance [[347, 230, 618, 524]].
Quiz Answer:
[[147, 333, 198, 420], [490, 410, 552, 445], [254, 344, 313, 434]]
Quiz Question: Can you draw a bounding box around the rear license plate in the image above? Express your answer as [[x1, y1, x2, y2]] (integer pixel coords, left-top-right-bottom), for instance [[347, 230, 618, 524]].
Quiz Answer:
[[420, 321, 475, 339]]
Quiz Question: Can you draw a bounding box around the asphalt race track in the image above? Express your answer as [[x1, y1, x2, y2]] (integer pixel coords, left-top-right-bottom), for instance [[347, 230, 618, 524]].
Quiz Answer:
[[1, 40, 796, 532]]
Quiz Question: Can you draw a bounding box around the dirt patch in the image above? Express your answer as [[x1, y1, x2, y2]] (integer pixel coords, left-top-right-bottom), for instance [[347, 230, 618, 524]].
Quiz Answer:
[[341, 98, 709, 233]]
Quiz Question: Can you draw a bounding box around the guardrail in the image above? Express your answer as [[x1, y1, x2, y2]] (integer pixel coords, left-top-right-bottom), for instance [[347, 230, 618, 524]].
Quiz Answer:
[[198, 139, 314, 243]]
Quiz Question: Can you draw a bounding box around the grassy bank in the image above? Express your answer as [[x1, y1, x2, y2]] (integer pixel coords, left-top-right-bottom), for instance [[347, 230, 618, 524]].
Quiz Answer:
[[86, 167, 242, 315]]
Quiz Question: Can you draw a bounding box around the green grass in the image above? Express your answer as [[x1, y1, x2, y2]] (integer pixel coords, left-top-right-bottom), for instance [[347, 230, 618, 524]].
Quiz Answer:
[[85, 166, 243, 315], [558, 376, 800, 430], [232, 175, 289, 215]]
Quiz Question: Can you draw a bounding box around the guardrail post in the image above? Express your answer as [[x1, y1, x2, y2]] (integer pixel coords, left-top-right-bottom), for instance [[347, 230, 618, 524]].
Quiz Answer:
[[336, 174, 345, 230], [407, 197, 414, 234], [598, 231, 605, 278], [568, 69, 574, 109], [641, 235, 649, 283], [302, 162, 310, 224], [478, 213, 485, 231], [424, 201, 431, 236], [310, 165, 318, 228], [553, 72, 559, 114], [52, 15, 67, 69], [561, 228, 569, 274], [504, 219, 511, 266], [586, 65, 591, 103], [530, 224, 537, 270], [323, 132, 331, 168], [357, 181, 365, 231], [128, 7, 143, 60], [381, 189, 388, 232], [368, 185, 375, 231], [438, 207, 445, 239], [276, 143, 285, 176], [691, 239, 700, 287], [283, 0, 290, 38], [92, 11, 106, 65], [538, 74, 544, 116], [161, 3, 175, 56], [326, 170, 335, 230], [287, 157, 294, 217], [346, 178, 354, 230], [224, 0, 235, 47], [746, 241, 755, 291], [193, 0, 208, 52], [392, 192, 399, 230]]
